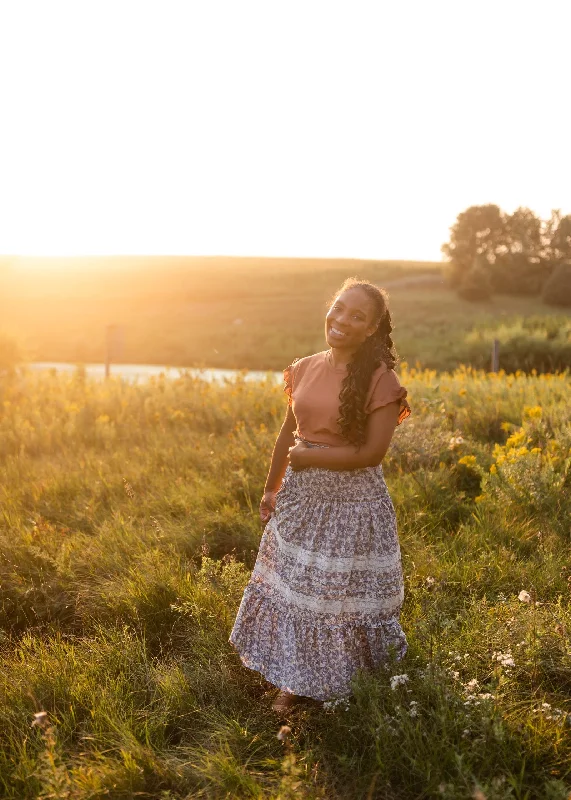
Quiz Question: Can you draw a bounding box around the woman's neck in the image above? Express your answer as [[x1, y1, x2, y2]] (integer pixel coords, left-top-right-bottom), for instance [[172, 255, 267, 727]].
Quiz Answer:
[[328, 346, 358, 369]]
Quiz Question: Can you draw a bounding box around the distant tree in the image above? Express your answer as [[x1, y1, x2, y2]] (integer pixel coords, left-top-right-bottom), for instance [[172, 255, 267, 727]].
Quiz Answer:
[[504, 207, 542, 259], [541, 261, 571, 308], [487, 207, 545, 295], [457, 256, 493, 302], [546, 212, 571, 261], [442, 205, 507, 287], [444, 205, 571, 298]]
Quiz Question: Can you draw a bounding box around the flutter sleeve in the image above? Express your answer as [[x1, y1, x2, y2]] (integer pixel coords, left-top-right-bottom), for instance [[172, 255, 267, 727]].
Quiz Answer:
[[365, 366, 411, 426], [283, 358, 299, 407]]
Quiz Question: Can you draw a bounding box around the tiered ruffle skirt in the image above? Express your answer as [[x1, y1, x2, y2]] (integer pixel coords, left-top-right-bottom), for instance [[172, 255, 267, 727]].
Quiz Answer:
[[229, 464, 407, 700]]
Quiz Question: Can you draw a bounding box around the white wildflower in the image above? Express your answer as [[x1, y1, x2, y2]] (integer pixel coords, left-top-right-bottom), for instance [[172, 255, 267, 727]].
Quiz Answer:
[[492, 651, 515, 668], [464, 679, 479, 692], [518, 590, 531, 603], [409, 700, 419, 718], [536, 703, 567, 721], [464, 695, 480, 706], [323, 698, 350, 712], [390, 674, 409, 690], [425, 576, 435, 587]]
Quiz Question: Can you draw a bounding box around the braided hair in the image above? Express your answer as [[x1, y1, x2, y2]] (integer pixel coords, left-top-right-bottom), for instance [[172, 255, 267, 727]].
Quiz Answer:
[[332, 279, 398, 446]]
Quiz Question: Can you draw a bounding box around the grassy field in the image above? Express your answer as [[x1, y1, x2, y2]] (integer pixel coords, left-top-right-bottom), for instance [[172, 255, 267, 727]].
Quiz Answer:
[[1, 366, 570, 798], [2, 256, 570, 372]]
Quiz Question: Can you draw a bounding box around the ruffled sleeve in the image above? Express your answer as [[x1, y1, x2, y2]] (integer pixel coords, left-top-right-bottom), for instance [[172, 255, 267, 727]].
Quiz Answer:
[[283, 358, 299, 407], [365, 366, 411, 425]]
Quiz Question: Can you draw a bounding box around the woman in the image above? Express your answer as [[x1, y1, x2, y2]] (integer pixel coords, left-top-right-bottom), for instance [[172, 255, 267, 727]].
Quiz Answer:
[[229, 278, 411, 712]]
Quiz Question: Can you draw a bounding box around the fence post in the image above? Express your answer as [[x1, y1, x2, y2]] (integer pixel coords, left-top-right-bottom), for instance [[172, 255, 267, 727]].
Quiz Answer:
[[105, 325, 124, 378], [491, 338, 500, 373]]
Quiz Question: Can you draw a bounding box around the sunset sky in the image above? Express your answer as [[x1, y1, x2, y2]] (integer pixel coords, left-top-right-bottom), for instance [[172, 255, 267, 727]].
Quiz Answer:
[[0, 0, 569, 262]]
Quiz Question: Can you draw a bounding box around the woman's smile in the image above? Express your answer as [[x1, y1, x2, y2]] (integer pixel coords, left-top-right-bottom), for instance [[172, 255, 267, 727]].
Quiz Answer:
[[328, 324, 348, 340]]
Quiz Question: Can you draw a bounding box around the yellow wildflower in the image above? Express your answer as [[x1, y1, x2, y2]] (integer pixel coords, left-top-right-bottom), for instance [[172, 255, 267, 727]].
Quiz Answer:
[[458, 455, 477, 467], [506, 429, 527, 448]]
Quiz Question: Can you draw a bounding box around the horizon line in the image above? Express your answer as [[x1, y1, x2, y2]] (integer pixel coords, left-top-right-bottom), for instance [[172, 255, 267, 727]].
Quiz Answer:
[[1, 253, 445, 263]]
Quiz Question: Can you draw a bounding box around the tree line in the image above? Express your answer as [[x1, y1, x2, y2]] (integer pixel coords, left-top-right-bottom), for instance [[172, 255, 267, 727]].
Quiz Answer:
[[442, 205, 571, 305]]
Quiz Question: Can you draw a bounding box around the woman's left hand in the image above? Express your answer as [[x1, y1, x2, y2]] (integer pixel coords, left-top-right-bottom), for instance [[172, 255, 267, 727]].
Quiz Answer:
[[287, 440, 309, 471]]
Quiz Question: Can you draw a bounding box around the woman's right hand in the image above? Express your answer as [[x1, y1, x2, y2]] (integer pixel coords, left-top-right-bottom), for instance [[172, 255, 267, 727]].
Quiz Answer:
[[260, 491, 277, 525]]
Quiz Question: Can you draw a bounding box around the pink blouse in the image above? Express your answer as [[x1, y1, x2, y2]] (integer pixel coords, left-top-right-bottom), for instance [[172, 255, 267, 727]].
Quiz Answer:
[[284, 350, 411, 447]]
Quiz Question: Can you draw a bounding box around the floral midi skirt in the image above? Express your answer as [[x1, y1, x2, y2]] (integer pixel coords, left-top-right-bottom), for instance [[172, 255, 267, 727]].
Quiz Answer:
[[229, 463, 407, 701]]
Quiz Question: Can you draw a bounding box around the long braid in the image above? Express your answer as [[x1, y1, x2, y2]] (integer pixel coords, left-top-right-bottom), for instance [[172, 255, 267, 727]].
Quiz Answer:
[[334, 280, 399, 446]]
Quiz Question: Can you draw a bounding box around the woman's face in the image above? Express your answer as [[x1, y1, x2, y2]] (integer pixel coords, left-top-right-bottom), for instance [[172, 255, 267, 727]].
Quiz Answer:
[[325, 287, 379, 351]]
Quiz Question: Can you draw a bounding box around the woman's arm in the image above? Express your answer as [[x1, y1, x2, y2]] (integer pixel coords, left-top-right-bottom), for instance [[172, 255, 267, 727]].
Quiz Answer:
[[264, 405, 298, 491], [289, 401, 401, 471], [259, 405, 297, 524]]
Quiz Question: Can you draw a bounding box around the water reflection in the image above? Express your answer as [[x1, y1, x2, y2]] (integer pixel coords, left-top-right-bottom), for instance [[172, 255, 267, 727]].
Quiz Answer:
[[28, 362, 282, 384]]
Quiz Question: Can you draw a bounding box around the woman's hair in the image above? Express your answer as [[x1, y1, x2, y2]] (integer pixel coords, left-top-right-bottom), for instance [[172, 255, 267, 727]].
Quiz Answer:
[[332, 278, 398, 446]]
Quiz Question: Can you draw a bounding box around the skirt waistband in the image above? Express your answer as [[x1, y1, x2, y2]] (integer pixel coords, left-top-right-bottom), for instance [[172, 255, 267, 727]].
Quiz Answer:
[[294, 434, 331, 449], [280, 461, 390, 502]]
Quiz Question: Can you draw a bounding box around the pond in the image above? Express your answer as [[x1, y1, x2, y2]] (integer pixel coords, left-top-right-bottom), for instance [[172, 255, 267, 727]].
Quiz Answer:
[[28, 362, 283, 384]]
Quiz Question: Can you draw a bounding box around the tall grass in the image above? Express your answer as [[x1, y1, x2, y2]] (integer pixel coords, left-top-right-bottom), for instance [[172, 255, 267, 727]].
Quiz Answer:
[[0, 366, 570, 798]]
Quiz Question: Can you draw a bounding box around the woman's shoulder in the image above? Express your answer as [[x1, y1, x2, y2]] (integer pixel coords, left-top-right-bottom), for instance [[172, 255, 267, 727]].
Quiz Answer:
[[371, 359, 391, 379], [286, 351, 328, 373], [283, 351, 327, 397], [372, 359, 406, 379], [368, 360, 408, 392]]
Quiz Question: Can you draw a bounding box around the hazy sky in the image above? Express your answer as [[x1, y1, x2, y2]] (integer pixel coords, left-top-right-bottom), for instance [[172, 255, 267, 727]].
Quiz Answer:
[[1, 0, 569, 261]]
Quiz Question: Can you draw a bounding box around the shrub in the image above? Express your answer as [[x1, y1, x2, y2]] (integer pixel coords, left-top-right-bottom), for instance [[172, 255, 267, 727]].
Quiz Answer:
[[542, 262, 571, 308], [477, 408, 571, 536], [457, 258, 492, 302], [490, 254, 549, 296], [460, 319, 571, 374]]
